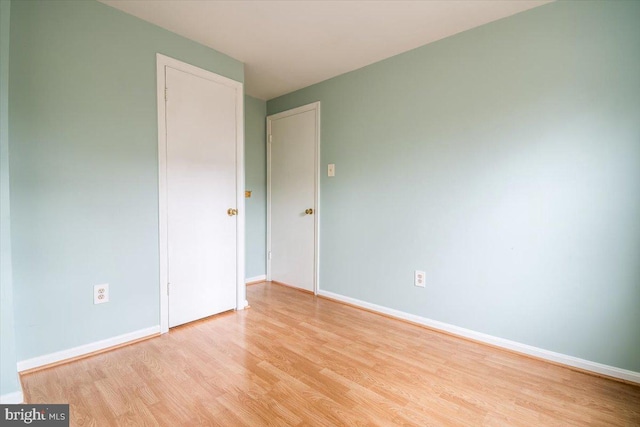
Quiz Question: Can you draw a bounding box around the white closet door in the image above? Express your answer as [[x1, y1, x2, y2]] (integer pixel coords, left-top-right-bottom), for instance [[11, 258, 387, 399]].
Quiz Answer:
[[165, 66, 237, 327]]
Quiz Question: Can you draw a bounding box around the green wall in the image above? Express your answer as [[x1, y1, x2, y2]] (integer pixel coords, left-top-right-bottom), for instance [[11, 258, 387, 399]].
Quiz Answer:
[[9, 0, 243, 361], [244, 95, 267, 279], [1, 0, 20, 399], [268, 1, 640, 372]]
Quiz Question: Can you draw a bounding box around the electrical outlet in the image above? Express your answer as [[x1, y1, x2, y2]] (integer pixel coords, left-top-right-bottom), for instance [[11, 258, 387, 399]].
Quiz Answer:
[[94, 283, 109, 304], [328, 164, 335, 177], [414, 271, 426, 287]]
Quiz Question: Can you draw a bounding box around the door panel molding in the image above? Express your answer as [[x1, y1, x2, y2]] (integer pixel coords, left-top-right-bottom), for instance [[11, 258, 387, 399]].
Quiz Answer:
[[266, 102, 321, 294], [157, 53, 246, 334]]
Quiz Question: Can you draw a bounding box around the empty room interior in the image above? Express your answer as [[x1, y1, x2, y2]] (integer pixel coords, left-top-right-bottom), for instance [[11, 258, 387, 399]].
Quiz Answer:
[[1, 0, 639, 425]]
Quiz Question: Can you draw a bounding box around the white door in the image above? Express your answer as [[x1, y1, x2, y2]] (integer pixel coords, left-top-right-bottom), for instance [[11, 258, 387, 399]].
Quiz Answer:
[[267, 102, 320, 293], [165, 65, 238, 327]]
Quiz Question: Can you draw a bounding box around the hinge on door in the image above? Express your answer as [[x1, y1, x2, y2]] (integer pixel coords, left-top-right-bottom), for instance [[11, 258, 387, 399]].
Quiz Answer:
[[268, 251, 272, 260], [167, 283, 170, 295], [268, 134, 272, 144], [165, 87, 168, 102]]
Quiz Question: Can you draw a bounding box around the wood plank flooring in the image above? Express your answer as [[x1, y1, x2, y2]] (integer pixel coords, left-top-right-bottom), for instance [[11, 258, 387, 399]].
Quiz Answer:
[[21, 282, 640, 426]]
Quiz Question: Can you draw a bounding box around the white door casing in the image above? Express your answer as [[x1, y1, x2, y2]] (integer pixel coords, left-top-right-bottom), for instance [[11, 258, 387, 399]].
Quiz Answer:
[[267, 102, 320, 293], [157, 54, 246, 333]]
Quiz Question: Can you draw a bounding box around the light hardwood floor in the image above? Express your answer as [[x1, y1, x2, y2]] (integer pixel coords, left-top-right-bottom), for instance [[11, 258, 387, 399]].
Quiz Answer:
[[21, 282, 640, 426]]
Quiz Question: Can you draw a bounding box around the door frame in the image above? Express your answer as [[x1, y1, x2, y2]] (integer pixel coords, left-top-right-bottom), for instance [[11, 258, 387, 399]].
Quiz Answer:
[[266, 102, 321, 294], [156, 53, 246, 334]]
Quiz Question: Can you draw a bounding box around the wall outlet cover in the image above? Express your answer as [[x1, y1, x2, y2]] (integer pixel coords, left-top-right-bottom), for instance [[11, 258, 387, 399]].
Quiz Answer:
[[415, 271, 426, 287], [94, 283, 109, 304]]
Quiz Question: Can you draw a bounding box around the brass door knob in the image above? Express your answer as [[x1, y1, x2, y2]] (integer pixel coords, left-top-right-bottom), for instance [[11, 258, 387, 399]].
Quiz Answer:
[[227, 208, 238, 216], [305, 208, 314, 215]]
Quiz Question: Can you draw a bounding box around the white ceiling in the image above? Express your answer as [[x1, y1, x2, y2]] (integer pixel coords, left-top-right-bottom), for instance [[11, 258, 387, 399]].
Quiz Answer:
[[100, 1, 550, 100]]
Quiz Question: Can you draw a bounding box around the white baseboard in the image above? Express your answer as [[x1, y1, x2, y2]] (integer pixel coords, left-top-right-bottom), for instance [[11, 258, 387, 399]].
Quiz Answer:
[[318, 290, 640, 384], [246, 275, 266, 284], [0, 390, 24, 404], [17, 326, 160, 372]]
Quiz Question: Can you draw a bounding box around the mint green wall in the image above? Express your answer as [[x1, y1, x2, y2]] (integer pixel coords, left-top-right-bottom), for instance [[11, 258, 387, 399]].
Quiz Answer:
[[268, 1, 640, 372], [1, 0, 21, 397], [9, 0, 243, 361], [244, 95, 267, 279]]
